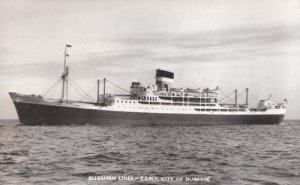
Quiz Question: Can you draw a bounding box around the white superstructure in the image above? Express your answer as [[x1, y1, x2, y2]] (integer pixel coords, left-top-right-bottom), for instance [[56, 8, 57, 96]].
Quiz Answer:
[[96, 69, 286, 115]]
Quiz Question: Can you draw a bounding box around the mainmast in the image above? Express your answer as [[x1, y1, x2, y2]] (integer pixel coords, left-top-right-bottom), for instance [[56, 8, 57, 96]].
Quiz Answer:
[[245, 88, 249, 107], [102, 78, 106, 105], [234, 89, 238, 107], [61, 44, 72, 102], [97, 79, 100, 105]]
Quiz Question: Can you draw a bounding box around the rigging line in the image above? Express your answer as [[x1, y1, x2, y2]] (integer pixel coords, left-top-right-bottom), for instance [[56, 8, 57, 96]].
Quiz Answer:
[[106, 86, 130, 96], [68, 83, 88, 101], [219, 90, 235, 101], [68, 78, 96, 101], [223, 91, 246, 104], [105, 85, 114, 92], [219, 89, 247, 104], [68, 82, 96, 102], [43, 78, 62, 97], [247, 90, 259, 101], [105, 84, 117, 92], [223, 97, 236, 104], [79, 84, 97, 101], [107, 80, 130, 93], [235, 89, 246, 99], [69, 81, 96, 102], [218, 87, 228, 97], [68, 78, 95, 100], [220, 95, 238, 104], [219, 89, 227, 98], [105, 85, 125, 95], [108, 81, 129, 94], [106, 84, 130, 94]]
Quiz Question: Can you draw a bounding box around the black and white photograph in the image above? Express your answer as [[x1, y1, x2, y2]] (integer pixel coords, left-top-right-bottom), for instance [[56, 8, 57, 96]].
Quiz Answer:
[[0, 0, 299, 184]]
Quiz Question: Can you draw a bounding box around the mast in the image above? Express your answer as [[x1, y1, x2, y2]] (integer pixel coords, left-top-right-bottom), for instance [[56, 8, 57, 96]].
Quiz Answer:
[[103, 78, 106, 105], [245, 88, 249, 107], [65, 66, 69, 102], [97, 79, 100, 104], [61, 44, 72, 102], [234, 89, 238, 107]]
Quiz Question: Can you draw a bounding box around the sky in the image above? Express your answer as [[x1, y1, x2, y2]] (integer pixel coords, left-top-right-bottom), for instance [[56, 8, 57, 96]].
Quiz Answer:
[[0, 0, 300, 119]]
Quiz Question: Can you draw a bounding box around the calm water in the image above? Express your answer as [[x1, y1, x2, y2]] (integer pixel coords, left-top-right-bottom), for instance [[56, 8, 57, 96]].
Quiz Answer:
[[0, 120, 299, 185]]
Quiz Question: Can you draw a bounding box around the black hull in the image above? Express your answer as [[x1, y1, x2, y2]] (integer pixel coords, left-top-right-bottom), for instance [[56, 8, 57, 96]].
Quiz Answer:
[[12, 101, 284, 126]]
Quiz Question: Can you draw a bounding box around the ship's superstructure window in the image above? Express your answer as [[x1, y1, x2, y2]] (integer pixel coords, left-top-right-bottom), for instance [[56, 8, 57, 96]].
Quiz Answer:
[[159, 96, 171, 101]]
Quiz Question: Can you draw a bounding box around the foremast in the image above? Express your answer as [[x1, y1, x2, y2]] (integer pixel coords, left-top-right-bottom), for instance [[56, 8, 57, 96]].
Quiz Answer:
[[60, 44, 72, 102]]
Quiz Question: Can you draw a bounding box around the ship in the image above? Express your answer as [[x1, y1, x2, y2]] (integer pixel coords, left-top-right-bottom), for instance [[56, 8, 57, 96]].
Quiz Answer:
[[9, 45, 287, 125]]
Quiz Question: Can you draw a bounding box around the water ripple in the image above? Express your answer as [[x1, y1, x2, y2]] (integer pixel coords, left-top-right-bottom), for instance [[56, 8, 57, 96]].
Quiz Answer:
[[0, 120, 300, 185]]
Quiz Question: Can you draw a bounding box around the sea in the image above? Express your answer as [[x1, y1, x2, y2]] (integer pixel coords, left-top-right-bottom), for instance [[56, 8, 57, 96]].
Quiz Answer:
[[0, 120, 299, 185]]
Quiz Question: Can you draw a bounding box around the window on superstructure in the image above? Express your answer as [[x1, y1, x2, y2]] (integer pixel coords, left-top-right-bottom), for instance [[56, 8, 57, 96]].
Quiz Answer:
[[159, 96, 171, 101]]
